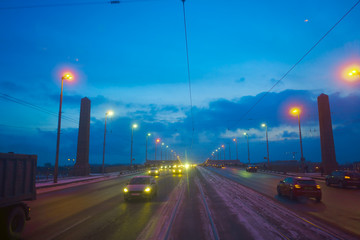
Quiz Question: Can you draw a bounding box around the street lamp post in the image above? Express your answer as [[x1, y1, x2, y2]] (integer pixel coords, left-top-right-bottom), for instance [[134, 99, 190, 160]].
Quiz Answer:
[[261, 123, 270, 167], [244, 132, 250, 164], [166, 145, 169, 160], [291, 108, 304, 168], [221, 145, 225, 160], [218, 147, 221, 160], [216, 149, 218, 160], [233, 138, 238, 160], [102, 110, 113, 175], [161, 142, 164, 160], [130, 124, 138, 167], [54, 73, 73, 183], [155, 138, 160, 160], [146, 133, 151, 162]]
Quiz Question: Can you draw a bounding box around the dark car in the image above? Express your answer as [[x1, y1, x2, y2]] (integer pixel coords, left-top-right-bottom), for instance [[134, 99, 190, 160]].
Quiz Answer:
[[277, 177, 322, 202], [123, 176, 158, 201], [326, 171, 360, 188], [246, 165, 257, 172]]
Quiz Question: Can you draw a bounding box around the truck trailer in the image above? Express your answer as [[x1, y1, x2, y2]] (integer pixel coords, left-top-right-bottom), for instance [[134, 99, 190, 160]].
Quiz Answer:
[[0, 152, 37, 239]]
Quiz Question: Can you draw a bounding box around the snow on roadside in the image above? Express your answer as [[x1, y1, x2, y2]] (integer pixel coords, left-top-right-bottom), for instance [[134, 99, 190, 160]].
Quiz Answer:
[[198, 167, 343, 240]]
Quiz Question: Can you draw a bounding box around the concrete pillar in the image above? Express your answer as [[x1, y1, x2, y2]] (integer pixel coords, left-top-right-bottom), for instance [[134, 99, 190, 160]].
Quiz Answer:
[[317, 94, 338, 174], [72, 97, 91, 176]]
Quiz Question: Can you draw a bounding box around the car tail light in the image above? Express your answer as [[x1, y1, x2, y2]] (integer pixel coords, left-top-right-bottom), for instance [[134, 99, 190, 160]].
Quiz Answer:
[[294, 184, 301, 189], [344, 176, 350, 179], [316, 185, 321, 189]]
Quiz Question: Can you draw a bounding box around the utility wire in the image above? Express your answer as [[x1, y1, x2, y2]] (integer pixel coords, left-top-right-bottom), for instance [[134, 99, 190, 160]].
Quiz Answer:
[[0, 0, 159, 10], [181, 0, 195, 152], [0, 93, 79, 124], [231, 0, 360, 130]]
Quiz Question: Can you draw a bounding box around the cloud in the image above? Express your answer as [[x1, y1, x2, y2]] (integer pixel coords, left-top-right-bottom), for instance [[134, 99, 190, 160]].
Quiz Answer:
[[1, 88, 359, 165]]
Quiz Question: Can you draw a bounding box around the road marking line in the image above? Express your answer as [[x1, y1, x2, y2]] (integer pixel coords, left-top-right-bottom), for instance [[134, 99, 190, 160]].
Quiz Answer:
[[48, 215, 91, 240], [163, 179, 186, 240], [197, 179, 220, 240]]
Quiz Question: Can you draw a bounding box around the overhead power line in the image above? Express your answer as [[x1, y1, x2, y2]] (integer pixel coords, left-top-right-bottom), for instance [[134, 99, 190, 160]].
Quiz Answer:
[[0, 93, 79, 124], [181, 0, 195, 152], [0, 0, 159, 10], [231, 0, 360, 130]]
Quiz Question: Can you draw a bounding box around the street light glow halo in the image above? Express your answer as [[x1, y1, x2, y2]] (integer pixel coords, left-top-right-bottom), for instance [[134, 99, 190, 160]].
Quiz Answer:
[[290, 107, 301, 116], [132, 124, 138, 128], [107, 110, 114, 116]]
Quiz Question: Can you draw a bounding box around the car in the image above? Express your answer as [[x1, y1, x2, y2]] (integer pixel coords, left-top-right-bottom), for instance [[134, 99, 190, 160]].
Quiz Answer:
[[172, 166, 183, 174], [123, 176, 158, 201], [326, 171, 360, 188], [148, 167, 160, 176], [246, 165, 257, 172], [277, 177, 321, 202]]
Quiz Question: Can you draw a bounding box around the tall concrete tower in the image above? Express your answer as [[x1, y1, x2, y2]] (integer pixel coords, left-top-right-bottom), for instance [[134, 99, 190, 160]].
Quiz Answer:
[[72, 97, 91, 176], [317, 94, 338, 174]]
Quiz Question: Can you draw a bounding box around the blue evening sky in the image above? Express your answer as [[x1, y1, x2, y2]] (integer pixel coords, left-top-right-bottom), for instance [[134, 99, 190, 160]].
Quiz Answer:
[[0, 0, 360, 166]]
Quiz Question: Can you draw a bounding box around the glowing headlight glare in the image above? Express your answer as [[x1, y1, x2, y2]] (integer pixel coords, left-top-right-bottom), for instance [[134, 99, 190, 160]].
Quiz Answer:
[[148, 170, 151, 173], [144, 187, 151, 192], [316, 185, 321, 189], [179, 169, 182, 172], [155, 170, 158, 173], [124, 188, 128, 193]]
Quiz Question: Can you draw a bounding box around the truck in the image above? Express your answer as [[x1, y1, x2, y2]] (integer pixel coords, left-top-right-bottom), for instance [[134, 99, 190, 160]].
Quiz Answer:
[[0, 152, 37, 239]]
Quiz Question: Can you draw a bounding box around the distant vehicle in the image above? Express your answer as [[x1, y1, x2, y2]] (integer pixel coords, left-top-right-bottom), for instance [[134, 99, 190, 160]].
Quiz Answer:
[[326, 171, 360, 188], [148, 167, 160, 176], [123, 176, 158, 201], [0, 153, 37, 239], [277, 177, 321, 202], [172, 167, 183, 174], [246, 165, 257, 172]]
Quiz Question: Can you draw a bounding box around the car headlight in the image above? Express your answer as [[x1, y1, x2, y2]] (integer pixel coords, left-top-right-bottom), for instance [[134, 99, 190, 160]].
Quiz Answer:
[[144, 187, 151, 192], [179, 169, 182, 172], [155, 170, 158, 173], [148, 170, 151, 173], [124, 188, 129, 193], [173, 170, 175, 172], [345, 176, 350, 179], [316, 185, 321, 189]]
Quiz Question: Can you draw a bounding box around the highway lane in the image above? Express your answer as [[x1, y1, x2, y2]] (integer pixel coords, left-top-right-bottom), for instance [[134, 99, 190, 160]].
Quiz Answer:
[[23, 171, 182, 240], [207, 166, 360, 237], [168, 167, 258, 239]]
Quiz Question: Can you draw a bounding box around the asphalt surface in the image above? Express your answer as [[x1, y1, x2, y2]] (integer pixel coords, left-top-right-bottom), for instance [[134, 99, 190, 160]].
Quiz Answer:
[[207, 166, 360, 237], [23, 172, 181, 240], [20, 167, 359, 240], [170, 167, 254, 240]]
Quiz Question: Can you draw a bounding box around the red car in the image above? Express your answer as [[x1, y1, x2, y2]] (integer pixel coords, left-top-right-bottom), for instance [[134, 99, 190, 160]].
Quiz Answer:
[[277, 177, 321, 202]]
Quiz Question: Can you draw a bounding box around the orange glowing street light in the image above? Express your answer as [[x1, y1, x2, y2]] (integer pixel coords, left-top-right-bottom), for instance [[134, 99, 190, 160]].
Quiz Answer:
[[155, 138, 161, 160], [290, 106, 305, 168], [54, 72, 74, 183], [233, 138, 238, 160]]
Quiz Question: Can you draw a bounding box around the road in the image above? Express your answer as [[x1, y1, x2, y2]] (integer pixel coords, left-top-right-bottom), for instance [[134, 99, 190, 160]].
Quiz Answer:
[[208, 166, 360, 237], [23, 172, 181, 240], [22, 167, 359, 240]]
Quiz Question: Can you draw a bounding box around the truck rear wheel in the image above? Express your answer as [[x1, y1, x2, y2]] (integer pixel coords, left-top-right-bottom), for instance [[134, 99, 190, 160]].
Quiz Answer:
[[7, 206, 26, 239]]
